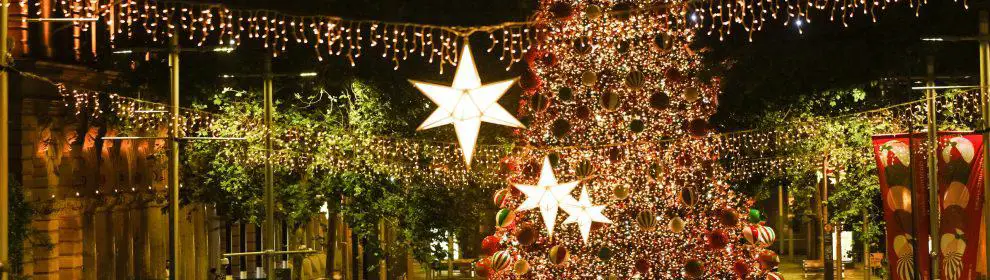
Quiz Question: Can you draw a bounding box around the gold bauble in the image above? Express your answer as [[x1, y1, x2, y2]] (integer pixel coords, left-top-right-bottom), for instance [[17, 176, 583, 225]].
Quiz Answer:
[[581, 71, 597, 86]]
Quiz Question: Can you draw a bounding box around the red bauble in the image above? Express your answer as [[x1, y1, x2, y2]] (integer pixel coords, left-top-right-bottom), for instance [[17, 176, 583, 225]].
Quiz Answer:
[[732, 260, 750, 279], [635, 258, 651, 274], [475, 259, 492, 278], [539, 52, 558, 67], [481, 235, 501, 256], [665, 68, 685, 83], [516, 225, 538, 246], [687, 119, 708, 137], [757, 250, 780, 270], [705, 229, 729, 250], [718, 209, 740, 227], [548, 1, 574, 20], [519, 70, 542, 92]]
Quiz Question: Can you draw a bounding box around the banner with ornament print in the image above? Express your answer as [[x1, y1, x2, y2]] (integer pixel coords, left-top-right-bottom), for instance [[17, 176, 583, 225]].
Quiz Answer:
[[872, 133, 931, 280], [936, 132, 985, 280]]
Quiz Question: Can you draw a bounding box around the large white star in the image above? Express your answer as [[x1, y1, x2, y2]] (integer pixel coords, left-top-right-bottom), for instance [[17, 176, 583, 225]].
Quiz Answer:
[[410, 43, 524, 168], [515, 156, 579, 237], [561, 187, 612, 243]]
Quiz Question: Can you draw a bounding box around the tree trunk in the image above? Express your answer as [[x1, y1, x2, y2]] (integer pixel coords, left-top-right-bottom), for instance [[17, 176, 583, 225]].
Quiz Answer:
[[326, 212, 337, 280]]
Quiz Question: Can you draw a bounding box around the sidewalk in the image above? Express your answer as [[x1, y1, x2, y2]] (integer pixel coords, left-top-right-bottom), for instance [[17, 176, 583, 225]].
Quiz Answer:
[[779, 256, 869, 279]]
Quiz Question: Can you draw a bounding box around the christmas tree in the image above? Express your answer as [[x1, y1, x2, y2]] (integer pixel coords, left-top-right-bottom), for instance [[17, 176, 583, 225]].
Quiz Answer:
[[481, 0, 780, 278]]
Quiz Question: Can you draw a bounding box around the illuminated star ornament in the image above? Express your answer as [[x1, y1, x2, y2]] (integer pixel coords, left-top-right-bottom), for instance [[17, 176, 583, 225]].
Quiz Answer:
[[515, 156, 579, 237], [410, 43, 524, 168], [561, 187, 612, 243]]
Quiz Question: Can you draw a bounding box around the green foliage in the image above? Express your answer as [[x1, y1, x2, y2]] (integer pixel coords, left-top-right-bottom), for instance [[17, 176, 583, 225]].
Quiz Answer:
[[182, 77, 488, 268], [744, 88, 894, 249]]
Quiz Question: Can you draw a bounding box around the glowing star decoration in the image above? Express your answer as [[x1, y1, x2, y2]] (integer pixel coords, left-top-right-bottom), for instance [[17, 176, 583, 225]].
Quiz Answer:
[[410, 43, 524, 168], [515, 156, 579, 237], [561, 187, 612, 243]]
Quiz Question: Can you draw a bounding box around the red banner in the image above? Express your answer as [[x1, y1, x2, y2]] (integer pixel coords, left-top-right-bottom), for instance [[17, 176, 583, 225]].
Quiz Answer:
[[936, 133, 985, 280], [873, 134, 931, 280]]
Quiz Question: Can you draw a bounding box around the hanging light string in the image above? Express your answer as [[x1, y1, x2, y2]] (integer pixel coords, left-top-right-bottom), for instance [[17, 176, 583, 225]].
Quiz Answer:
[[16, 67, 982, 185], [30, 0, 951, 68]]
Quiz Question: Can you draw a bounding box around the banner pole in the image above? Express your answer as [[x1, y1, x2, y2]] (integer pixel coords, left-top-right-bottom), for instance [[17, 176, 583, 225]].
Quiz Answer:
[[980, 10, 990, 280], [926, 55, 940, 279]]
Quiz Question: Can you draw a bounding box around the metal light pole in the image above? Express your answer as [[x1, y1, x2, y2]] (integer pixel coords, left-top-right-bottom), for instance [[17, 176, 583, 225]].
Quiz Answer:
[[168, 35, 181, 280], [263, 58, 275, 280], [0, 0, 9, 278], [925, 56, 940, 279]]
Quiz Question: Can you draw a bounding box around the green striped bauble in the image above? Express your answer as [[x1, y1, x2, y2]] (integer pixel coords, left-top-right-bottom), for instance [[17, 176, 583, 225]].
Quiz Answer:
[[493, 189, 511, 208], [495, 208, 515, 228], [490, 250, 512, 272]]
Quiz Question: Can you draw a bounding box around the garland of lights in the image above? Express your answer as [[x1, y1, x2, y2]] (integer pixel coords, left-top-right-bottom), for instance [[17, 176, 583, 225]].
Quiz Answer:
[[28, 64, 985, 189], [25, 0, 955, 69]]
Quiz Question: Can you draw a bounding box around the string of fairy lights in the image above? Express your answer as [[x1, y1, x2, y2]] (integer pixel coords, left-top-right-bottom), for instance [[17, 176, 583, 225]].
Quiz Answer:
[[21, 0, 956, 69], [25, 64, 986, 189]]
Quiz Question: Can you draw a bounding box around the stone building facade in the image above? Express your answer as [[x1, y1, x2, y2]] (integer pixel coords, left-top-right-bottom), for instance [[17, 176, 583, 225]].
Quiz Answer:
[[5, 2, 335, 278]]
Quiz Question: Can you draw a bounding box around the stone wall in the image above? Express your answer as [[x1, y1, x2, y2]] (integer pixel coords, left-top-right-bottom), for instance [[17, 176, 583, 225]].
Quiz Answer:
[[11, 80, 330, 280]]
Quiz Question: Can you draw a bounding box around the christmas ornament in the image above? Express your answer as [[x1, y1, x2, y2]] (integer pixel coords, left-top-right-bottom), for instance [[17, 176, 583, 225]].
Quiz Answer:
[[648, 163, 664, 181], [551, 119, 571, 138], [548, 1, 574, 19], [732, 260, 750, 278], [513, 259, 530, 275], [516, 225, 537, 246], [490, 250, 512, 272], [653, 34, 671, 51], [629, 119, 645, 133], [597, 247, 613, 261], [679, 188, 697, 207], [520, 70, 542, 92], [748, 209, 763, 223], [561, 187, 613, 243], [635, 258, 651, 274], [600, 92, 620, 111], [757, 226, 776, 246], [496, 208, 516, 228], [481, 235, 501, 256], [683, 259, 705, 278], [626, 70, 646, 89], [668, 216, 686, 233], [705, 229, 729, 250], [584, 5, 602, 18], [575, 159, 594, 179], [649, 91, 670, 110], [613, 185, 630, 200], [548, 245, 569, 265], [684, 86, 701, 102], [411, 44, 524, 167], [475, 259, 492, 278], [718, 208, 740, 227], [581, 70, 598, 86], [757, 250, 780, 270], [557, 87, 573, 101], [515, 156, 579, 237], [611, 2, 632, 20], [687, 119, 708, 137], [493, 189, 511, 208], [637, 210, 657, 231]]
